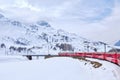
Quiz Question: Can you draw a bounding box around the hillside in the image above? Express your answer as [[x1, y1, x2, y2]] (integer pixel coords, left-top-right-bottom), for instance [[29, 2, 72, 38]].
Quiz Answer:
[[0, 13, 112, 55]]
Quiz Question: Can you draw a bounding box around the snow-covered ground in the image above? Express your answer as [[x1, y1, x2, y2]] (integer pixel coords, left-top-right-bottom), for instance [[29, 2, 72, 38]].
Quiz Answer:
[[0, 56, 120, 80]]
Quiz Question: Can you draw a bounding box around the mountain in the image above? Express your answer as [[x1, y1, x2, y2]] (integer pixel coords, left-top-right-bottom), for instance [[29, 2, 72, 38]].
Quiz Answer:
[[0, 13, 111, 55], [115, 40, 120, 46]]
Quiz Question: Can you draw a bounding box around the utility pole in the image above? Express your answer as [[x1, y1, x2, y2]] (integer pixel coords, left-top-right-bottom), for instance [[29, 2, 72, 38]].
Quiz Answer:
[[87, 45, 89, 52], [99, 41, 107, 53], [99, 41, 107, 60], [108, 45, 118, 64], [47, 36, 51, 54], [104, 43, 107, 53], [84, 41, 90, 52]]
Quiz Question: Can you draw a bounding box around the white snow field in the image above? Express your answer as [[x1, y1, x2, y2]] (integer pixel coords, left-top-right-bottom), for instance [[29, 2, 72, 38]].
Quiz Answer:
[[0, 56, 120, 80]]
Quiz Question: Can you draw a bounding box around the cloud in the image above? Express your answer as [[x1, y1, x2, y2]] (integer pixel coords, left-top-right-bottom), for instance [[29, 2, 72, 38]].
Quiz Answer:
[[66, 0, 120, 44], [61, 0, 114, 22], [0, 0, 119, 44], [0, 0, 44, 22], [49, 0, 120, 44], [97, 1, 120, 43], [0, 0, 114, 21]]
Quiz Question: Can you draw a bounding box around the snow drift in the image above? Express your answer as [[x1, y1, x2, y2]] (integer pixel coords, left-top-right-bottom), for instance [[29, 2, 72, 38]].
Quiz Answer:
[[0, 56, 120, 80]]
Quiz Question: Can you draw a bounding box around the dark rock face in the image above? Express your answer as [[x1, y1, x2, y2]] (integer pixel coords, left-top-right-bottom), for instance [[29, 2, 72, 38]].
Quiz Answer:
[[37, 21, 51, 27], [11, 21, 22, 26], [0, 43, 6, 48], [15, 38, 29, 46], [56, 43, 74, 51]]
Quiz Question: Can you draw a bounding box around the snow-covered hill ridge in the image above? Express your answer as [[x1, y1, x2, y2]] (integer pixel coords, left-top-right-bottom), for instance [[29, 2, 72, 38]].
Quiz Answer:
[[0, 13, 111, 55]]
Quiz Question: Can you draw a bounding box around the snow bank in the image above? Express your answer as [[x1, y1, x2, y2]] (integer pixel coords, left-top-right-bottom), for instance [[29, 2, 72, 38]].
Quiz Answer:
[[0, 55, 27, 63], [0, 57, 120, 80]]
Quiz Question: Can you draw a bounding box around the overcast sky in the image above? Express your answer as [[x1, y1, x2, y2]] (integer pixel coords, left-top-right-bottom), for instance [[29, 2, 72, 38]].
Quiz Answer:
[[0, 0, 120, 44]]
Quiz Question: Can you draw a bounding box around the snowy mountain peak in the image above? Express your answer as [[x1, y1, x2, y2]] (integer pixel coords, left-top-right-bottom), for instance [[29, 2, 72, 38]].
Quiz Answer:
[[0, 13, 112, 55]]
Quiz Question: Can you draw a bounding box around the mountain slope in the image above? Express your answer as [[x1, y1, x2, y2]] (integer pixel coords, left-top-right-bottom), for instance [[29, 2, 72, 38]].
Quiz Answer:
[[0, 13, 111, 55], [115, 40, 120, 46]]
